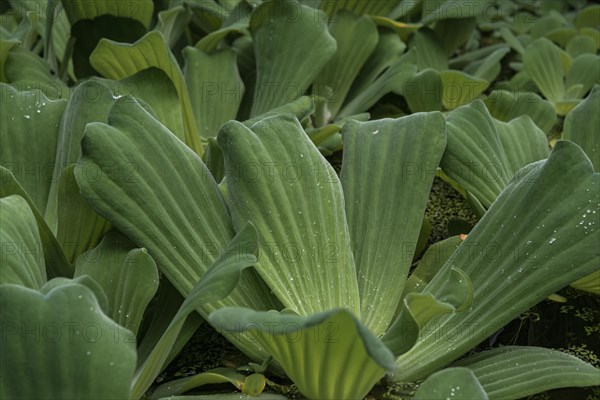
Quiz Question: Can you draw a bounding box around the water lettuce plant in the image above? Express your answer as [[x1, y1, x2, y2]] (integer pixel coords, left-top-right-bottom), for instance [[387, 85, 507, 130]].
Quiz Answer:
[[73, 96, 599, 399], [1, 0, 600, 399]]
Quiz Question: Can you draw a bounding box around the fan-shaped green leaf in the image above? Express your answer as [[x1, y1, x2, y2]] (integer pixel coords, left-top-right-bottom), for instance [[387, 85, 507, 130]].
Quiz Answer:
[[312, 11, 378, 122], [523, 38, 566, 103], [402, 236, 463, 299], [3, 46, 68, 97], [394, 141, 600, 380], [75, 97, 278, 361], [414, 367, 488, 400], [0, 39, 18, 82], [404, 68, 443, 112], [454, 346, 600, 399], [464, 47, 510, 82], [494, 116, 550, 176], [338, 50, 417, 119], [340, 113, 446, 334], [45, 78, 117, 231], [89, 31, 203, 155], [566, 35, 597, 58], [439, 70, 489, 110], [346, 30, 406, 101], [55, 165, 111, 264], [249, 0, 336, 116], [219, 114, 359, 316], [0, 283, 137, 400], [184, 47, 244, 138], [411, 28, 448, 71], [483, 90, 557, 133], [210, 308, 394, 400], [383, 268, 474, 358], [243, 96, 315, 127], [120, 68, 186, 142], [565, 53, 600, 99], [441, 100, 511, 208], [74, 230, 159, 335], [571, 270, 600, 294]]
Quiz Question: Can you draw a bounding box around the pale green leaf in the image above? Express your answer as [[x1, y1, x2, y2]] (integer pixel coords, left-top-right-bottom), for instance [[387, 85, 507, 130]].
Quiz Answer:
[[465, 47, 510, 82], [0, 39, 18, 82], [75, 97, 278, 361], [523, 38, 566, 103], [39, 275, 109, 315], [249, 0, 336, 116], [312, 11, 378, 122], [454, 346, 600, 399], [338, 50, 417, 119], [434, 17, 477, 56], [565, 53, 600, 99], [441, 100, 511, 208], [566, 35, 597, 58], [210, 308, 394, 400], [394, 141, 600, 380], [3, 46, 68, 98], [340, 113, 446, 334], [218, 114, 359, 316], [570, 270, 600, 294], [136, 280, 202, 369], [494, 116, 550, 176], [414, 367, 488, 400], [346, 30, 406, 101], [119, 68, 187, 142], [89, 31, 203, 155], [401, 236, 463, 299]]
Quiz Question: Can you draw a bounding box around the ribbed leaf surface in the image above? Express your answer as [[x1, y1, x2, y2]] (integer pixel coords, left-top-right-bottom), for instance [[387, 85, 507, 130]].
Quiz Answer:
[[394, 141, 600, 380], [210, 308, 394, 400], [249, 0, 336, 116], [340, 113, 446, 335], [75, 98, 279, 360], [454, 346, 600, 399], [218, 115, 360, 316], [0, 283, 136, 400], [0, 195, 46, 289]]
